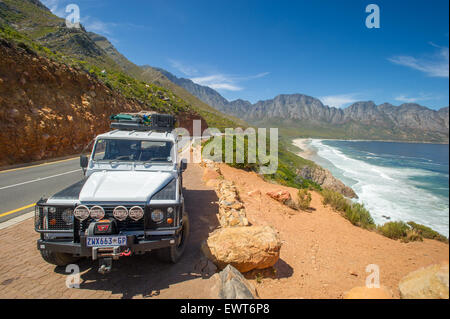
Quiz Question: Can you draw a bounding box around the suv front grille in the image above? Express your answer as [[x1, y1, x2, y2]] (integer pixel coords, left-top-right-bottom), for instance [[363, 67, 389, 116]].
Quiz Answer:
[[35, 206, 73, 232], [78, 205, 145, 234]]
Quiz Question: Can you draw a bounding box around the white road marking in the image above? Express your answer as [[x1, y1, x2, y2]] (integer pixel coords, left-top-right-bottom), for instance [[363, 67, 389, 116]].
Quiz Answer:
[[0, 211, 34, 230], [0, 169, 80, 191]]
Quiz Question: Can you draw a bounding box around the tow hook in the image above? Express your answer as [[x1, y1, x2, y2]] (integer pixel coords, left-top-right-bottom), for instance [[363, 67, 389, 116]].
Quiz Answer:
[[98, 257, 112, 274], [120, 249, 132, 257]]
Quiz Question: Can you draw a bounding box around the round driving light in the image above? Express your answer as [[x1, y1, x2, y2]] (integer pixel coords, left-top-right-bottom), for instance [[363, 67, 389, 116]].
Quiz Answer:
[[129, 206, 144, 221], [151, 209, 164, 223], [113, 206, 128, 221], [167, 207, 174, 214], [74, 205, 90, 221], [90, 206, 105, 220], [48, 207, 57, 214], [62, 208, 74, 225]]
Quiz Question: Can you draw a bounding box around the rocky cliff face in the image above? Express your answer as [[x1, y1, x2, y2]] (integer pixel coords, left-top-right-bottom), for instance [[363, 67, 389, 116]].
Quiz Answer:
[[0, 39, 204, 166], [160, 69, 449, 143], [298, 166, 357, 198]]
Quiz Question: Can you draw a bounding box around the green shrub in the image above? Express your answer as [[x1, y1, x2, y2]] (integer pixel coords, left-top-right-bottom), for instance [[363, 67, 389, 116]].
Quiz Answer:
[[344, 203, 375, 229], [297, 189, 312, 210], [321, 188, 351, 212], [407, 222, 448, 243], [404, 229, 423, 243], [377, 221, 410, 240]]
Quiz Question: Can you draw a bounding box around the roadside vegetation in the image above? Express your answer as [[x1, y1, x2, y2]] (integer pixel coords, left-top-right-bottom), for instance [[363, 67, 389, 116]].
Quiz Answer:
[[321, 188, 448, 243]]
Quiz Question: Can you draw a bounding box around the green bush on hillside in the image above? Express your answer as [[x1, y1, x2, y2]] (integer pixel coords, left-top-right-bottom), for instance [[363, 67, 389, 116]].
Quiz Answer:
[[407, 221, 448, 243], [377, 221, 410, 240], [297, 189, 312, 210], [321, 188, 351, 212], [344, 202, 375, 229]]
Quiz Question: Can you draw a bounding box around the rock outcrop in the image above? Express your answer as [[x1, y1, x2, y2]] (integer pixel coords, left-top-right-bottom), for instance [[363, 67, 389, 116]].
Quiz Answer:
[[0, 39, 205, 166], [398, 262, 449, 299], [266, 190, 298, 210], [201, 225, 282, 273], [299, 166, 357, 198]]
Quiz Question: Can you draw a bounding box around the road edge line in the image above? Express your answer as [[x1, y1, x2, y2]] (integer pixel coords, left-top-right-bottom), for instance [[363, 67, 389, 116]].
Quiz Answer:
[[0, 211, 34, 231]]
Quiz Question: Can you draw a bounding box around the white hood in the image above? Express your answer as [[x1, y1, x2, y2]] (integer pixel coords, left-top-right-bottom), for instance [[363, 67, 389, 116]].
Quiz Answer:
[[79, 171, 174, 202]]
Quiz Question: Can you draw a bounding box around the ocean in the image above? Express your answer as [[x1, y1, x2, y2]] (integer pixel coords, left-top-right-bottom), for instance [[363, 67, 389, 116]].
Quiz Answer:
[[293, 139, 449, 237]]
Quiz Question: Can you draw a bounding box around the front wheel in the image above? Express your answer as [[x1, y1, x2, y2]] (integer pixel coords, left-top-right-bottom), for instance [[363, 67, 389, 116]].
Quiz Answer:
[[40, 250, 80, 266], [157, 212, 190, 263]]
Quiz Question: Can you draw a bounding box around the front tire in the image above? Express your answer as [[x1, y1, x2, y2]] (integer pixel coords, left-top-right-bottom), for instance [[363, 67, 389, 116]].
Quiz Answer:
[[40, 250, 80, 266], [157, 212, 190, 263]]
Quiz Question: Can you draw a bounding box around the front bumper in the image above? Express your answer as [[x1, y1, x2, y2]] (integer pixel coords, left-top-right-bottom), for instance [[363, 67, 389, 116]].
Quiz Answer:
[[37, 233, 179, 258]]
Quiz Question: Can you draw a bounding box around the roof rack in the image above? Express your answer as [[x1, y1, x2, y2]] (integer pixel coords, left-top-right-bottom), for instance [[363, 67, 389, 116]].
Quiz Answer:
[[110, 112, 175, 132]]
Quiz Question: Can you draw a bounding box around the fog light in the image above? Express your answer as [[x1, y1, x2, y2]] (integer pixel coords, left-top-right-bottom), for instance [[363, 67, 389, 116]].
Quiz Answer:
[[167, 207, 174, 214], [48, 207, 57, 214], [74, 205, 90, 221], [113, 206, 128, 221], [62, 208, 74, 225], [90, 206, 105, 220], [151, 209, 164, 223], [129, 206, 144, 221]]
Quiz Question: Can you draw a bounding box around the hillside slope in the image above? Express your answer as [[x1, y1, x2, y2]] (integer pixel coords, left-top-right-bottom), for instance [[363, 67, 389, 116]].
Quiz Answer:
[[0, 0, 244, 131]]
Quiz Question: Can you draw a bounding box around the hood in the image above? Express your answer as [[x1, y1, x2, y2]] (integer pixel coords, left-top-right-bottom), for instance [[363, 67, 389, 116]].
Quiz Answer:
[[79, 170, 174, 202]]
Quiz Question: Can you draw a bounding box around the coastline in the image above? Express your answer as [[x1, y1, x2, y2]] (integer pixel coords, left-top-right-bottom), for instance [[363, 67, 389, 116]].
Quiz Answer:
[[290, 137, 449, 238]]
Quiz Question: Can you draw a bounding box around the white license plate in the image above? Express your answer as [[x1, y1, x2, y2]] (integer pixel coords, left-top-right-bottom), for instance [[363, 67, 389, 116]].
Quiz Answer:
[[86, 236, 127, 247]]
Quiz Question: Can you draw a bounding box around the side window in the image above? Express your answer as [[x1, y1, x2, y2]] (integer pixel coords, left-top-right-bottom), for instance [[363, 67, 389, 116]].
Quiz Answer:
[[93, 140, 106, 161]]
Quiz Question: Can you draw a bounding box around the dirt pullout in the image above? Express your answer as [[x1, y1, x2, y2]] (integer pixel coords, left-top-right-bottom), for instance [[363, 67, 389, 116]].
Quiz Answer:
[[218, 164, 449, 299]]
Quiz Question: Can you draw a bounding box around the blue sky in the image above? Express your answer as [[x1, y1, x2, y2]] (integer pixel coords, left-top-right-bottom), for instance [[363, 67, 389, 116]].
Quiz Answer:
[[43, 0, 449, 109]]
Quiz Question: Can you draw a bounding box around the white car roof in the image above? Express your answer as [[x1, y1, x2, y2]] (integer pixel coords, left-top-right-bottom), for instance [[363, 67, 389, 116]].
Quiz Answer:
[[96, 130, 176, 142]]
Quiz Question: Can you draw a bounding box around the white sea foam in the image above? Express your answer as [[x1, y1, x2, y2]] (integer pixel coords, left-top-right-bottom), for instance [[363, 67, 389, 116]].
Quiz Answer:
[[305, 139, 449, 237]]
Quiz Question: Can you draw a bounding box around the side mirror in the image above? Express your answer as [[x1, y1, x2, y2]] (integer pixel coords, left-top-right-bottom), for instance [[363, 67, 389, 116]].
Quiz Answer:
[[80, 155, 89, 169], [180, 158, 187, 172]]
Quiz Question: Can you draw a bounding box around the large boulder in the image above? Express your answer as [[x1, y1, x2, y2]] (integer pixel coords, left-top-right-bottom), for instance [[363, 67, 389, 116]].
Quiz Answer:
[[202, 226, 282, 273], [209, 265, 258, 299], [399, 262, 449, 299]]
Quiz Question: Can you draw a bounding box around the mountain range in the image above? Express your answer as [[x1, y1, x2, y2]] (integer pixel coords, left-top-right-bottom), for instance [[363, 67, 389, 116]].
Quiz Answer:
[[157, 70, 449, 143]]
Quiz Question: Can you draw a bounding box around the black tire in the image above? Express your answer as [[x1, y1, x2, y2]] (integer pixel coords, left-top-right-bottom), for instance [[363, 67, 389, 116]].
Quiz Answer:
[[157, 212, 190, 263], [40, 250, 80, 266]]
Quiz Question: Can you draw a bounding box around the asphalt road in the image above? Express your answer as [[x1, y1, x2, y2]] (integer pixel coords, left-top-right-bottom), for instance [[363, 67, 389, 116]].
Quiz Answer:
[[0, 158, 84, 223]]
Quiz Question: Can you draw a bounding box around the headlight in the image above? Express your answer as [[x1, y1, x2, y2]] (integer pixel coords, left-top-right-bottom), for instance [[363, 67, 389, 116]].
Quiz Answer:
[[113, 206, 128, 221], [129, 206, 144, 221], [74, 205, 90, 221], [90, 206, 105, 220], [152, 179, 176, 200], [62, 208, 74, 225], [151, 209, 164, 223]]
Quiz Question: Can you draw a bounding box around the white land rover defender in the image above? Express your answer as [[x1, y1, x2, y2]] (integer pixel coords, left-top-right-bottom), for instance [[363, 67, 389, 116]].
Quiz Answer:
[[34, 112, 189, 274]]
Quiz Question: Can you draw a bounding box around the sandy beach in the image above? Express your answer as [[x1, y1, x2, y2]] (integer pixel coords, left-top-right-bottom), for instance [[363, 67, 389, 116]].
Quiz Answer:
[[292, 138, 317, 160]]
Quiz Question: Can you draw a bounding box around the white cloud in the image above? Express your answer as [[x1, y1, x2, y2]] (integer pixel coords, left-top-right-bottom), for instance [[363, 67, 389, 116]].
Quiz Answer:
[[319, 93, 360, 108], [190, 74, 242, 91], [41, 0, 66, 17], [168, 59, 198, 76], [190, 72, 269, 92], [81, 16, 116, 35], [388, 45, 449, 78], [394, 93, 433, 103]]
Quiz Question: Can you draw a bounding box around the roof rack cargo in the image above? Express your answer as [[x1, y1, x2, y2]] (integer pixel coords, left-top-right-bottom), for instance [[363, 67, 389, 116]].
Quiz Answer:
[[110, 111, 175, 132]]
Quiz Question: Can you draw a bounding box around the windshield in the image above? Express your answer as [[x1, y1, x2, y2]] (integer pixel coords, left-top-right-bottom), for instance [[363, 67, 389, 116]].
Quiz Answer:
[[93, 139, 174, 163]]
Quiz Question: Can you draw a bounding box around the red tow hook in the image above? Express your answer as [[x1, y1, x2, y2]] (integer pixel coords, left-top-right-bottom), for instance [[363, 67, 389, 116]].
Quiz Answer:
[[120, 249, 132, 257]]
